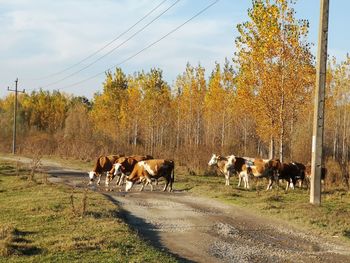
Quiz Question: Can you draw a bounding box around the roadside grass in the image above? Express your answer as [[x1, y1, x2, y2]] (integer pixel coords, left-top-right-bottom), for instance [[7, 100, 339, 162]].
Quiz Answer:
[[174, 171, 350, 243], [0, 161, 176, 263]]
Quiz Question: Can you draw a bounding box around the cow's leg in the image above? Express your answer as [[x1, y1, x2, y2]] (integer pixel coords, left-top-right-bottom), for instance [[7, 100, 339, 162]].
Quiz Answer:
[[105, 172, 109, 186], [285, 180, 290, 191], [142, 176, 153, 191], [225, 172, 230, 186], [97, 174, 101, 185], [266, 178, 273, 190], [139, 178, 148, 191], [115, 175, 121, 185], [163, 178, 169, 192], [148, 179, 154, 191], [118, 174, 126, 186], [290, 178, 295, 190], [238, 172, 243, 187], [245, 175, 250, 189]]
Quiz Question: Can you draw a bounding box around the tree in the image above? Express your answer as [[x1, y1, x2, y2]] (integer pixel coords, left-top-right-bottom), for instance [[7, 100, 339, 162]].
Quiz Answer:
[[234, 0, 314, 161], [204, 61, 235, 149], [174, 63, 207, 148], [90, 67, 128, 143]]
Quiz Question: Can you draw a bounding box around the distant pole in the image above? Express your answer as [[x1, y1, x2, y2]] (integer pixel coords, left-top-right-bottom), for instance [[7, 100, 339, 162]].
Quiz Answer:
[[310, 0, 329, 205], [7, 78, 25, 154]]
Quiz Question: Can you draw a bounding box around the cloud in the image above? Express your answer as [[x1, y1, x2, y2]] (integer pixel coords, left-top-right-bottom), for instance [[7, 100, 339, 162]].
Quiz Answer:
[[0, 0, 242, 98]]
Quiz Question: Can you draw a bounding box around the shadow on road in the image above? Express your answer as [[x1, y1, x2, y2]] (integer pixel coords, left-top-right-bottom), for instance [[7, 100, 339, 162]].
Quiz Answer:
[[103, 194, 196, 263]]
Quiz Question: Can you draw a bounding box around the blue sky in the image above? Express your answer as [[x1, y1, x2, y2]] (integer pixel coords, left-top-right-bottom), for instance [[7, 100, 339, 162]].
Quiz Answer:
[[1, 0, 349, 99]]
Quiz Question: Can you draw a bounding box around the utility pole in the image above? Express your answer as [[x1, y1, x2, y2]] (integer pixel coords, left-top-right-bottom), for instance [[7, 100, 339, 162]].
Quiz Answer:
[[7, 78, 25, 155], [310, 0, 329, 205]]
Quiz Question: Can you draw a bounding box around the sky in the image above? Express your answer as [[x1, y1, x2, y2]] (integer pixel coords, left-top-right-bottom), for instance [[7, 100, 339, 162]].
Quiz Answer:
[[1, 0, 349, 99]]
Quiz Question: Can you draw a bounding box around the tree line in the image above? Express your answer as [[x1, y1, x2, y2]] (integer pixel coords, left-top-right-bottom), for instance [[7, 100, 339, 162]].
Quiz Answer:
[[0, 0, 349, 185]]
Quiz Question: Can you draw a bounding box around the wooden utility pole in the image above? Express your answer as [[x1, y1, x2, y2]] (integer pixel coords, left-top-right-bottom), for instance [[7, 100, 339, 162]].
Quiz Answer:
[[310, 0, 329, 205], [7, 78, 25, 154]]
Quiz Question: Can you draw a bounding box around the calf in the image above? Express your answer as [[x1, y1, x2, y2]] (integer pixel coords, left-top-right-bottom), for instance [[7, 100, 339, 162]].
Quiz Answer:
[[125, 159, 175, 192]]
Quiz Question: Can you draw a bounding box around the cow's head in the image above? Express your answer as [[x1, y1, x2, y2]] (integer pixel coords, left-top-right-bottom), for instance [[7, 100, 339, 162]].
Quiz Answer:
[[125, 178, 134, 192], [105, 163, 123, 186], [208, 154, 219, 166], [88, 171, 96, 184]]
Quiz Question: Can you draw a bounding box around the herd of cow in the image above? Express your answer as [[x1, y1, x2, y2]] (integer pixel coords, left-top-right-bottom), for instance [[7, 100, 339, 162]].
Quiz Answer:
[[88, 154, 175, 192], [87, 153, 326, 192], [208, 154, 326, 191]]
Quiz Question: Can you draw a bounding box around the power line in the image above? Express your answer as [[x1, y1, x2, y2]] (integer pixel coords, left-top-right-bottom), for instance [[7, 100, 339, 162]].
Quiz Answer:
[[43, 0, 181, 88], [58, 0, 219, 91], [35, 0, 169, 80]]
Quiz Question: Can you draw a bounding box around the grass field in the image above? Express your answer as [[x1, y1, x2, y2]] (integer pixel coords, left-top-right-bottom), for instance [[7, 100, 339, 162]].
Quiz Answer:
[[174, 171, 350, 244], [0, 161, 176, 263]]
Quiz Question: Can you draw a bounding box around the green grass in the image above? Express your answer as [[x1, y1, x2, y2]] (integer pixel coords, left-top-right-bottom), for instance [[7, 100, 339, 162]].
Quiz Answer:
[[0, 161, 176, 263], [175, 172, 350, 243]]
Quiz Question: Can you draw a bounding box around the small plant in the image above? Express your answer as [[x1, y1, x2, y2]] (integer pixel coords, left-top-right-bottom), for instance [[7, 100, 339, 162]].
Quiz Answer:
[[15, 161, 20, 177], [70, 192, 77, 216], [28, 154, 42, 182], [81, 188, 88, 217], [0, 225, 14, 257], [70, 188, 89, 217]]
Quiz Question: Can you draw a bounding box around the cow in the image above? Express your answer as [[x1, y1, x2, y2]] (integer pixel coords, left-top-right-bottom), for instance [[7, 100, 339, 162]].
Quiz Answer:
[[290, 162, 306, 188], [237, 158, 278, 189], [125, 159, 175, 192], [105, 155, 153, 186], [264, 161, 303, 191], [208, 154, 246, 186], [88, 154, 124, 185], [304, 164, 327, 189]]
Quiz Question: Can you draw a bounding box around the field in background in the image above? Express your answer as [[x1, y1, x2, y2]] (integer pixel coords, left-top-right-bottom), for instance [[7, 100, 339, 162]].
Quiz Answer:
[[0, 160, 176, 263]]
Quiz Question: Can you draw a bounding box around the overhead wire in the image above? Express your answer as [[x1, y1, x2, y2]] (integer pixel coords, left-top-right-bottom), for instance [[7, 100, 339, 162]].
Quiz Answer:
[[43, 0, 181, 88], [57, 0, 219, 91], [34, 0, 169, 80]]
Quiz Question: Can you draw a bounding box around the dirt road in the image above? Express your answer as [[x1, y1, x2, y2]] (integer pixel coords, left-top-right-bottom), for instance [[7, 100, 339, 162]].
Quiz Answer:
[[2, 156, 350, 262], [107, 189, 350, 263]]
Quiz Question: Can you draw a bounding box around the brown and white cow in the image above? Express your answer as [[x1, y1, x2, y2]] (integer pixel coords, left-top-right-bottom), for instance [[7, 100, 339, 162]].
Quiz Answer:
[[105, 155, 153, 186], [125, 159, 175, 192], [88, 154, 124, 185], [238, 158, 279, 189], [208, 154, 246, 186]]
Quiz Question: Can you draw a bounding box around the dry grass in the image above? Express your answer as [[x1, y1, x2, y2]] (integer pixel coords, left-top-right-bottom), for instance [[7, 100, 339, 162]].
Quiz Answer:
[[0, 160, 177, 263]]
